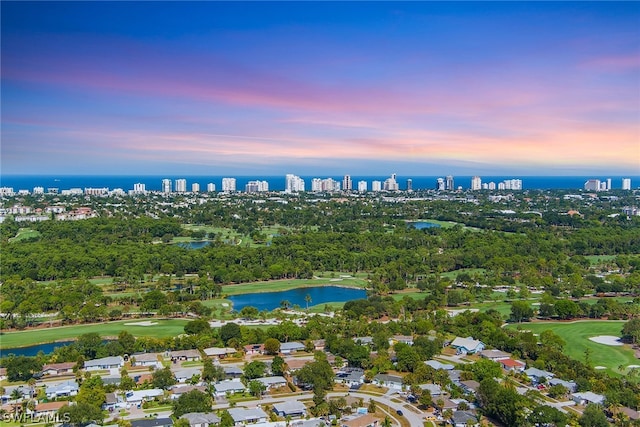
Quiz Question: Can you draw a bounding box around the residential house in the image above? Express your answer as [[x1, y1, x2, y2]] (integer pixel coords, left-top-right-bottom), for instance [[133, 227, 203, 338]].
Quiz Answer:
[[450, 337, 485, 355], [460, 380, 480, 395], [174, 368, 202, 383], [447, 370, 462, 384], [353, 337, 373, 347], [418, 383, 442, 396], [619, 407, 640, 422], [451, 410, 479, 427], [103, 392, 122, 411], [227, 407, 268, 425], [273, 400, 307, 418], [223, 365, 243, 379], [180, 412, 221, 427], [169, 350, 201, 362], [341, 413, 380, 427], [373, 374, 403, 390], [45, 380, 79, 399], [131, 353, 162, 368], [389, 335, 413, 346], [524, 368, 554, 384], [280, 342, 305, 355], [0, 368, 7, 381], [203, 347, 236, 359], [285, 358, 310, 372], [41, 362, 75, 377], [213, 380, 246, 397], [335, 368, 365, 388], [243, 344, 264, 355], [571, 392, 605, 406], [125, 389, 164, 405], [170, 385, 207, 400], [313, 339, 326, 351], [499, 358, 526, 373], [33, 401, 67, 418], [548, 378, 578, 393], [479, 349, 511, 361], [256, 376, 287, 390], [425, 360, 454, 371], [130, 418, 173, 427], [101, 374, 122, 386], [84, 356, 124, 371]]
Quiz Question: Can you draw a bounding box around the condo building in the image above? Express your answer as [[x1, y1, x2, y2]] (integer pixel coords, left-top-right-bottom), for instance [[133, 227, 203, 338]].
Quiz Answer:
[[358, 181, 367, 192], [245, 180, 269, 193], [162, 179, 172, 194], [285, 174, 305, 192], [175, 179, 187, 193], [372, 181, 382, 192], [446, 175, 455, 191], [622, 178, 632, 190], [207, 183, 216, 192], [342, 175, 353, 191], [222, 178, 237, 192], [191, 183, 200, 193], [471, 176, 482, 191]]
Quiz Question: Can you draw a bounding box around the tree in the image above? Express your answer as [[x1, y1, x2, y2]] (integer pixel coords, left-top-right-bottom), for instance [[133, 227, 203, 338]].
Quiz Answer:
[[622, 318, 640, 344], [271, 355, 286, 376], [184, 318, 211, 335], [76, 376, 106, 408], [305, 294, 312, 311], [243, 361, 266, 380], [220, 322, 242, 345], [248, 380, 267, 398], [510, 300, 533, 323], [367, 398, 377, 413], [75, 332, 103, 359], [58, 402, 103, 426], [4, 356, 42, 382], [264, 338, 281, 355], [202, 358, 225, 382], [240, 306, 259, 320], [219, 410, 235, 427], [172, 389, 212, 417], [579, 404, 609, 427], [152, 367, 176, 389]]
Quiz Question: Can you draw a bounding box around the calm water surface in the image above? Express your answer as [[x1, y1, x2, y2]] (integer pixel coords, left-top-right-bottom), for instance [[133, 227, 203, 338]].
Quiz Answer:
[[228, 285, 366, 312]]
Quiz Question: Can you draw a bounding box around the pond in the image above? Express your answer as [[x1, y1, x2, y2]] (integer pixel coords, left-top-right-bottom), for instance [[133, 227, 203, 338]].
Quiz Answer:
[[1, 340, 75, 357], [227, 285, 367, 312], [177, 241, 210, 249], [410, 221, 441, 230]]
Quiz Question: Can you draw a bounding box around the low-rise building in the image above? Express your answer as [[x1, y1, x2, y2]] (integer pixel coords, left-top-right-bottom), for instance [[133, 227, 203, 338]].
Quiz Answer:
[[227, 407, 268, 425], [213, 380, 246, 397], [256, 375, 287, 389], [180, 412, 221, 427], [45, 380, 79, 399], [572, 391, 605, 406], [130, 418, 173, 427], [499, 358, 526, 373], [84, 356, 124, 371], [169, 350, 201, 362], [41, 362, 75, 376], [273, 400, 307, 418], [373, 374, 403, 390], [131, 353, 162, 368], [450, 337, 485, 355], [280, 342, 305, 354], [479, 349, 511, 361]]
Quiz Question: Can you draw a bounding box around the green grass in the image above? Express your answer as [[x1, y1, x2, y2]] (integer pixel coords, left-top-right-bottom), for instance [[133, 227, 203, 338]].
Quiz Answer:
[[584, 255, 617, 266], [8, 228, 41, 242], [440, 268, 487, 279], [506, 320, 637, 377], [0, 319, 190, 349]]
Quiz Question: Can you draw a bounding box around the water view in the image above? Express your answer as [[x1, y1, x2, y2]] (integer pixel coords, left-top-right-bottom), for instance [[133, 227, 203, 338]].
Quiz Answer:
[[228, 285, 366, 312], [410, 221, 441, 230], [1, 340, 75, 357]]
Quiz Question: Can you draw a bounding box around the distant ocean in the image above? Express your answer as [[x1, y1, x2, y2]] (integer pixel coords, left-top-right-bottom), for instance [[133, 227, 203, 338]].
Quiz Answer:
[[1, 175, 638, 192]]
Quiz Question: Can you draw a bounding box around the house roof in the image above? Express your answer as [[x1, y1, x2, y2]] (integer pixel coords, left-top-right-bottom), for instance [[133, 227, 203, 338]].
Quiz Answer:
[[342, 413, 381, 427], [451, 337, 483, 351], [132, 353, 161, 362], [180, 412, 221, 425], [42, 362, 75, 371], [452, 410, 477, 424], [373, 374, 403, 384], [227, 407, 267, 422], [500, 359, 525, 368], [130, 418, 173, 427], [203, 347, 236, 356], [35, 401, 67, 412], [524, 368, 554, 379], [425, 360, 454, 370], [256, 376, 287, 386], [280, 341, 305, 351], [214, 380, 246, 392], [84, 356, 123, 368], [479, 349, 511, 360], [125, 389, 164, 402], [273, 400, 307, 415], [572, 391, 605, 405], [170, 350, 200, 358], [418, 383, 442, 395], [460, 380, 480, 392], [45, 380, 78, 394]]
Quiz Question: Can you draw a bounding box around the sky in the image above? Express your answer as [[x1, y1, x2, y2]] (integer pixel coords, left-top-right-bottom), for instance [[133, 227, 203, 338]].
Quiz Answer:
[[1, 1, 639, 176]]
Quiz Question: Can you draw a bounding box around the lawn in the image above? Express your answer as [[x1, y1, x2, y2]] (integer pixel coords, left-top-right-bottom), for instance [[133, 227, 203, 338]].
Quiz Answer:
[[0, 319, 190, 349], [8, 228, 41, 242], [506, 320, 637, 377]]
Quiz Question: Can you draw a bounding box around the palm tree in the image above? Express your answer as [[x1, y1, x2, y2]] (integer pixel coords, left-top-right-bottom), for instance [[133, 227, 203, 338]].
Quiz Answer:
[[305, 294, 312, 311], [280, 300, 291, 310]]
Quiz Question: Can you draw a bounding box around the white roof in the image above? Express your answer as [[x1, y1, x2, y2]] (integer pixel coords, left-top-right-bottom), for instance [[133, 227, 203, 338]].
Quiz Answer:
[[573, 392, 605, 404], [280, 342, 305, 350], [181, 412, 220, 425], [227, 407, 267, 422], [273, 400, 307, 415], [125, 389, 163, 402], [256, 376, 287, 386], [203, 347, 236, 356], [84, 356, 124, 368], [214, 380, 246, 393], [524, 368, 554, 379], [425, 360, 454, 370], [418, 383, 442, 395], [451, 337, 483, 351]]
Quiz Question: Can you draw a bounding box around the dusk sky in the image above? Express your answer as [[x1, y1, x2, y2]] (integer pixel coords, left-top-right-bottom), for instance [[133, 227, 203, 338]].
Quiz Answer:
[[2, 1, 639, 176]]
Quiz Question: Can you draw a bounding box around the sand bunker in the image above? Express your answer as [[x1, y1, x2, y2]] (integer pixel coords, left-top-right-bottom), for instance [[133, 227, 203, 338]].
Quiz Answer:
[[124, 321, 158, 326], [589, 335, 623, 346], [627, 365, 640, 369], [594, 366, 607, 370]]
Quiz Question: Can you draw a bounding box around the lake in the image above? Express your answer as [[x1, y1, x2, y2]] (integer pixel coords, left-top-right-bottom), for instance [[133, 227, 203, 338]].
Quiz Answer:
[[227, 285, 367, 312], [177, 241, 210, 249], [410, 221, 441, 230], [1, 340, 75, 357]]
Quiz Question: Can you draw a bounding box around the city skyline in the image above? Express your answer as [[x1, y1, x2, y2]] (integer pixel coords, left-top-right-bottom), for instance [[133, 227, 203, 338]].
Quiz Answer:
[[2, 2, 639, 176]]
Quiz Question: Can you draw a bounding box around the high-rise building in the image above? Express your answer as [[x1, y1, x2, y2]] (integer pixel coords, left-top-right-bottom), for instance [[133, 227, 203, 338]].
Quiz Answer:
[[406, 179, 413, 191], [622, 178, 632, 190], [162, 179, 172, 194], [222, 178, 237, 192], [358, 180, 367, 192], [342, 175, 352, 191], [175, 179, 187, 193], [436, 178, 445, 191], [446, 175, 455, 191], [207, 183, 216, 192], [606, 178, 612, 191], [372, 181, 382, 192], [383, 173, 399, 191], [471, 176, 482, 191], [487, 182, 496, 190], [584, 179, 600, 191], [192, 183, 200, 193], [33, 186, 44, 195], [285, 174, 305, 192], [245, 180, 269, 193]]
